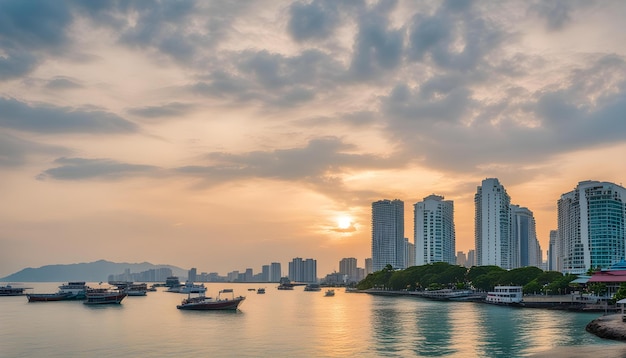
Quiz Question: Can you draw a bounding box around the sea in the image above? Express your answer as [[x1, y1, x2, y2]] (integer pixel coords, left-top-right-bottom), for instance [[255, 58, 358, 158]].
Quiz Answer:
[[1, 282, 625, 357]]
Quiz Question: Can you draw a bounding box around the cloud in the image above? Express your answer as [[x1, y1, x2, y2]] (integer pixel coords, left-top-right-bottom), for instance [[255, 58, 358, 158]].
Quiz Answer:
[[528, 0, 573, 31], [0, 97, 138, 134], [127, 102, 195, 120], [0, 132, 67, 167], [287, 0, 341, 42], [37, 157, 161, 181], [44, 77, 82, 90]]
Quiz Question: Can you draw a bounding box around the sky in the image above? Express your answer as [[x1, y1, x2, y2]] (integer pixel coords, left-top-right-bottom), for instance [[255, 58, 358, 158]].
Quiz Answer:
[[1, 0, 626, 279]]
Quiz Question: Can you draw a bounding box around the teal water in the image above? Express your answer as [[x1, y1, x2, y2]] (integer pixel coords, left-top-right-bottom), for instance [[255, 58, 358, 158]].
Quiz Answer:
[[0, 283, 622, 357]]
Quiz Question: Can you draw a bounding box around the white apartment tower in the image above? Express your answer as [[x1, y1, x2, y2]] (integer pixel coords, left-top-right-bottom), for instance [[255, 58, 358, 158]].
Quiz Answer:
[[475, 178, 512, 268], [557, 180, 626, 274], [414, 194, 456, 265], [372, 199, 405, 271]]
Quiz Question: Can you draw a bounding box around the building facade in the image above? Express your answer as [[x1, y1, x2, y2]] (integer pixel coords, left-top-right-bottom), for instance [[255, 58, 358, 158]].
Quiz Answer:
[[371, 199, 405, 271], [475, 178, 512, 268], [288, 257, 317, 282], [557, 180, 626, 274], [414, 194, 456, 265], [270, 262, 282, 282], [510, 205, 542, 268], [339, 257, 358, 283]]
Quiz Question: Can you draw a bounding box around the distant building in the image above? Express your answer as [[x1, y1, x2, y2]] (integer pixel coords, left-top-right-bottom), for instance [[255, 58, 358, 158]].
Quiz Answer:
[[244, 268, 253, 282], [188, 267, 197, 282], [557, 180, 626, 274], [415, 194, 456, 265], [510, 205, 542, 268], [405, 238, 416, 267], [548, 230, 557, 271], [467, 250, 475, 267], [372, 199, 405, 271], [288, 257, 317, 283], [457, 251, 467, 267], [339, 258, 358, 283], [365, 258, 373, 275], [261, 265, 270, 282], [270, 262, 282, 282]]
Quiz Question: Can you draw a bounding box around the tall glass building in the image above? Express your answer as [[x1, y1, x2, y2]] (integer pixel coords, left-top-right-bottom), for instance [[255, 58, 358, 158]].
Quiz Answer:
[[557, 180, 626, 274], [510, 205, 542, 268], [371, 199, 405, 271], [414, 194, 456, 265], [475, 178, 512, 268]]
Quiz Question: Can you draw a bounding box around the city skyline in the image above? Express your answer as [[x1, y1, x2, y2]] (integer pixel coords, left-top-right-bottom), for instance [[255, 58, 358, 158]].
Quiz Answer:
[[2, 1, 626, 277]]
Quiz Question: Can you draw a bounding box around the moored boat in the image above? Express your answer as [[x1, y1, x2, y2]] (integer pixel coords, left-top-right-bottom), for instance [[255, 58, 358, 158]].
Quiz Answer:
[[486, 286, 523, 305], [0, 285, 29, 296], [57, 281, 89, 299], [83, 288, 127, 305], [27, 292, 74, 302], [324, 289, 335, 297], [257, 288, 266, 294], [177, 289, 245, 311], [304, 283, 321, 292]]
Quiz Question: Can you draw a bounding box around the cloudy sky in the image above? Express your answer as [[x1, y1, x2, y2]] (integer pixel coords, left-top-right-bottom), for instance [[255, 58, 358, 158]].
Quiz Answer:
[[1, 0, 626, 278]]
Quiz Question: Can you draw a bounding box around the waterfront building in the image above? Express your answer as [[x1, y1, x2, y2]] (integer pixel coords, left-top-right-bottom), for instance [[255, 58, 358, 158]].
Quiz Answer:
[[557, 180, 626, 274], [372, 199, 405, 271], [270, 262, 282, 282], [467, 249, 475, 267], [244, 268, 253, 282], [510, 205, 542, 268], [475, 178, 512, 268], [261, 265, 270, 282], [339, 258, 358, 283], [288, 257, 317, 283], [414, 194, 456, 265]]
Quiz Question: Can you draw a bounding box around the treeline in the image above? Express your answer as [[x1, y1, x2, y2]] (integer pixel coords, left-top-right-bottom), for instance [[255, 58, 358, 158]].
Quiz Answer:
[[356, 263, 579, 295]]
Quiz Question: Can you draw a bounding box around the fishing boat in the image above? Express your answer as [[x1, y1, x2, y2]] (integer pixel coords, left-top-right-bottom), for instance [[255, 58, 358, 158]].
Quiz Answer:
[[304, 283, 321, 292], [257, 288, 266, 294], [27, 292, 74, 302], [176, 289, 245, 311], [83, 288, 127, 305], [324, 289, 335, 297], [0, 285, 30, 296]]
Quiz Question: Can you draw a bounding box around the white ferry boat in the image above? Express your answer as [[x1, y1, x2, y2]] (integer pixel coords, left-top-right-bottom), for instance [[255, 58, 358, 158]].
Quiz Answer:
[[486, 286, 523, 304]]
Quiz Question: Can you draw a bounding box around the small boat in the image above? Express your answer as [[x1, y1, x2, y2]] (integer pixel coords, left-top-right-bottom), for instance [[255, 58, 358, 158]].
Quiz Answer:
[[324, 289, 335, 297], [304, 283, 321, 292], [247, 288, 256, 291], [257, 288, 266, 294], [27, 292, 75, 302], [83, 288, 127, 305], [0, 285, 29, 296], [125, 283, 148, 296], [177, 289, 245, 311], [57, 281, 89, 299]]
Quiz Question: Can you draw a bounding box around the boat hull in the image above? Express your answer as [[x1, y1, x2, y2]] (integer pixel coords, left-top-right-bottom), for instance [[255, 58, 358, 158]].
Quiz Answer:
[[27, 293, 74, 302], [83, 293, 127, 305]]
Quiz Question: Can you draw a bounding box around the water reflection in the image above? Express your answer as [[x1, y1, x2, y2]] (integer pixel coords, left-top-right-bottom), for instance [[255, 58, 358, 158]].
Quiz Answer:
[[414, 301, 454, 356]]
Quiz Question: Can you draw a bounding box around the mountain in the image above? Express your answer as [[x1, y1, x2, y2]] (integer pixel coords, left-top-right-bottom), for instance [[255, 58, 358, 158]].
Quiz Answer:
[[0, 260, 188, 282]]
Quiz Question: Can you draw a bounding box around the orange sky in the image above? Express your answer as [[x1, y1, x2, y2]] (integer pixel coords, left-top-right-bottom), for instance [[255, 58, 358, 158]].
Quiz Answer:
[[1, 1, 626, 278]]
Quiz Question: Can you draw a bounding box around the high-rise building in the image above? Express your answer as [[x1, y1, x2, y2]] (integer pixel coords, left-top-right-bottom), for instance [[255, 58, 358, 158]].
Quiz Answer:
[[365, 258, 373, 275], [261, 265, 270, 282], [457, 251, 467, 267], [270, 262, 282, 282], [467, 249, 475, 267], [288, 257, 317, 282], [371, 199, 405, 271], [339, 258, 358, 283], [415, 194, 456, 265], [557, 180, 626, 274], [475, 178, 512, 268], [510, 205, 542, 268], [404, 238, 416, 267], [188, 267, 197, 282], [548, 230, 557, 271]]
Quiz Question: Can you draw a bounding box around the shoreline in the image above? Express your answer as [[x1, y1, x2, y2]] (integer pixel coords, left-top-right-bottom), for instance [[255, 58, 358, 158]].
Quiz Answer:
[[586, 313, 626, 342]]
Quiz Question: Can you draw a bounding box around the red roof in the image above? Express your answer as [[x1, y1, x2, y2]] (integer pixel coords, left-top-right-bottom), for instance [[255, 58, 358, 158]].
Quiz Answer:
[[588, 270, 626, 283]]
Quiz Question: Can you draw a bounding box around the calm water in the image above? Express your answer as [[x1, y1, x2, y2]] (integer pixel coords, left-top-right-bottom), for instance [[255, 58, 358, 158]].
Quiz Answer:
[[1, 283, 624, 357]]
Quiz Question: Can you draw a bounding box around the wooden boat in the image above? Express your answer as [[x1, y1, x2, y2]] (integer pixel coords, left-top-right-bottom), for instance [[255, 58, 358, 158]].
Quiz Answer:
[[27, 292, 74, 302], [83, 288, 127, 305], [177, 289, 245, 310]]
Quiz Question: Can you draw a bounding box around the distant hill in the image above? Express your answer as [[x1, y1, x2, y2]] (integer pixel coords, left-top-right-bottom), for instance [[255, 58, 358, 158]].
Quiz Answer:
[[0, 259, 188, 282]]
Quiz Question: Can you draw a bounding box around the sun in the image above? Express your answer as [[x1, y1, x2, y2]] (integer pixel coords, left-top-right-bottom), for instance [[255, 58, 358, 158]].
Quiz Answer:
[[337, 215, 352, 229]]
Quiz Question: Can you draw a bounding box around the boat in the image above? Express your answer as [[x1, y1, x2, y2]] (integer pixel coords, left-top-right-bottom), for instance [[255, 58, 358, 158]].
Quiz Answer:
[[125, 283, 148, 296], [0, 285, 29, 296], [277, 277, 294, 290], [27, 292, 75, 302], [57, 281, 89, 299], [304, 283, 321, 292], [248, 288, 256, 291], [165, 276, 181, 288], [257, 288, 266, 294], [83, 288, 127, 305], [171, 281, 206, 294], [176, 289, 246, 311], [324, 289, 335, 297], [486, 286, 523, 304]]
